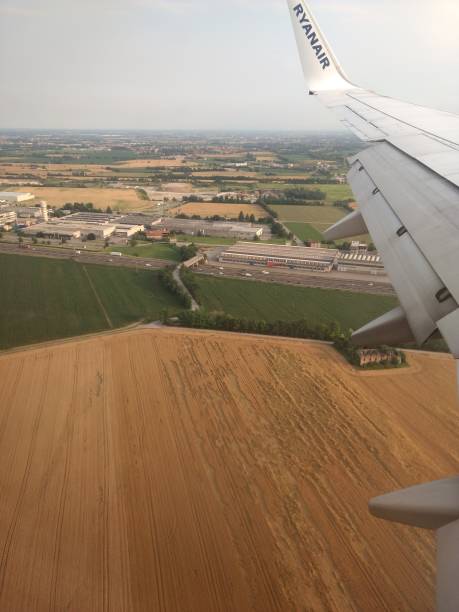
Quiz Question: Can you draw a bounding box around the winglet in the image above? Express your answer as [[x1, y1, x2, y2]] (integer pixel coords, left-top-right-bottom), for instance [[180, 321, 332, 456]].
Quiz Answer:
[[287, 0, 354, 93]]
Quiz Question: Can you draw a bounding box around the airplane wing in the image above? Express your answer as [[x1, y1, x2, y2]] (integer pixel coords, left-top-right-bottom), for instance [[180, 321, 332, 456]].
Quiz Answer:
[[287, 0, 459, 386]]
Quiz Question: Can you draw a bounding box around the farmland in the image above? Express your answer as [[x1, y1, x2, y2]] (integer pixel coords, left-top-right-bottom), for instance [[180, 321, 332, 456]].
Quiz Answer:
[[10, 186, 148, 211], [0, 254, 183, 349], [193, 275, 398, 329], [0, 327, 456, 610]]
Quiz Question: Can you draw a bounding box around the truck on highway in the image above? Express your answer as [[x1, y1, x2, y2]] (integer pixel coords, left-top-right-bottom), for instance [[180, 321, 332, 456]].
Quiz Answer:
[[110, 252, 123, 257]]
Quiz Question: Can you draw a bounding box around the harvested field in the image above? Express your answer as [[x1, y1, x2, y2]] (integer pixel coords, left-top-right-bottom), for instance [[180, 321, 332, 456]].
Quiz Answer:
[[173, 202, 265, 218], [0, 327, 457, 611], [10, 186, 149, 211]]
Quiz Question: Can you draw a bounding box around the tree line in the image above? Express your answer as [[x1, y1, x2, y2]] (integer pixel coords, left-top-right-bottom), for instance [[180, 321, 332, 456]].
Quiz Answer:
[[169, 310, 406, 370]]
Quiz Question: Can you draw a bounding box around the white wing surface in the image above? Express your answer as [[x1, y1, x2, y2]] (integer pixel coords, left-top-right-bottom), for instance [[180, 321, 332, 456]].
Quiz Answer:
[[287, 0, 459, 381]]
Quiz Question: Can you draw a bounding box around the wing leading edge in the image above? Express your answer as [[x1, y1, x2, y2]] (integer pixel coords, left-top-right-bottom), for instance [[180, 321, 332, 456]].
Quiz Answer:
[[287, 0, 459, 385]]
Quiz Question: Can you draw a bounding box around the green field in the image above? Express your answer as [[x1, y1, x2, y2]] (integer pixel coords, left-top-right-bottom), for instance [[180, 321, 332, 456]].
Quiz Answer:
[[271, 205, 346, 226], [319, 184, 354, 201], [0, 254, 183, 349], [108, 243, 181, 261], [285, 222, 324, 242], [193, 276, 397, 330]]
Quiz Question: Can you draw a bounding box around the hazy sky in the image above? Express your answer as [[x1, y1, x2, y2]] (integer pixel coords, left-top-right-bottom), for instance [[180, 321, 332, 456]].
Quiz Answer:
[[1, 0, 458, 130]]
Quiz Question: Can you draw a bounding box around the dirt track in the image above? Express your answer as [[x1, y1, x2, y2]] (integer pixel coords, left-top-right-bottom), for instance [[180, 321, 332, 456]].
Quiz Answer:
[[0, 328, 457, 611]]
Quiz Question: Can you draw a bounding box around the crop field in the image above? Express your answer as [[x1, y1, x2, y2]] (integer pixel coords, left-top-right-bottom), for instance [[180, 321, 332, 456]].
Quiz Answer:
[[173, 202, 265, 219], [0, 254, 182, 349], [11, 186, 148, 211], [285, 222, 324, 242], [194, 276, 398, 329], [0, 327, 456, 610], [109, 243, 181, 261]]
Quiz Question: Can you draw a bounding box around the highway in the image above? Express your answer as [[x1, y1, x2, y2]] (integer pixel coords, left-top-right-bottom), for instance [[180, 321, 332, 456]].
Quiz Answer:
[[195, 263, 396, 296], [0, 242, 395, 296], [0, 242, 172, 270]]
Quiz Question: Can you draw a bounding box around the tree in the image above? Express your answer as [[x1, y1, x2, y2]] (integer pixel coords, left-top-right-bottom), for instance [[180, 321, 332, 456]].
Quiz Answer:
[[106, 206, 113, 214], [238, 210, 244, 222], [87, 233, 96, 241]]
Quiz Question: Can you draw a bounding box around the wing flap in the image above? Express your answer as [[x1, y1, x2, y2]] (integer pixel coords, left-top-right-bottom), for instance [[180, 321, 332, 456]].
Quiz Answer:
[[347, 160, 454, 345], [351, 143, 459, 309]]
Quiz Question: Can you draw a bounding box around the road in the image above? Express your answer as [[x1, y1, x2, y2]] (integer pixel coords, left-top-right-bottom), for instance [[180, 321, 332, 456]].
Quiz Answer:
[[0, 242, 172, 270], [195, 263, 396, 296], [173, 264, 200, 311]]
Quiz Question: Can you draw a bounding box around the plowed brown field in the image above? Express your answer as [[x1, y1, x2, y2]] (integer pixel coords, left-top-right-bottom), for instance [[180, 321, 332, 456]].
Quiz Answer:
[[0, 328, 457, 612]]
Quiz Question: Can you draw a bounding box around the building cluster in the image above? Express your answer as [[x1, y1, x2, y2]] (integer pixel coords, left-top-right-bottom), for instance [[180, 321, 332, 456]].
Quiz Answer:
[[0, 192, 49, 231], [23, 211, 144, 240], [220, 243, 338, 272]]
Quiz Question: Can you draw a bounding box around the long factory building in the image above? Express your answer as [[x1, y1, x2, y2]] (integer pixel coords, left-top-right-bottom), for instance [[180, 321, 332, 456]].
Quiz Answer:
[[220, 242, 386, 274], [220, 243, 339, 272]]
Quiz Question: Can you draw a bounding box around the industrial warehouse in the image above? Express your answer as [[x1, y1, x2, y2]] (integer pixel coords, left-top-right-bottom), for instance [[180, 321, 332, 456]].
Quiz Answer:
[[154, 218, 264, 240], [0, 191, 35, 203], [337, 252, 385, 275], [220, 242, 386, 275], [220, 243, 339, 272]]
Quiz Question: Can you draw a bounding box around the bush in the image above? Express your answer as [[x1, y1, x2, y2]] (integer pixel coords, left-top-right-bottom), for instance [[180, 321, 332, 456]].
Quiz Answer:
[[179, 243, 198, 262]]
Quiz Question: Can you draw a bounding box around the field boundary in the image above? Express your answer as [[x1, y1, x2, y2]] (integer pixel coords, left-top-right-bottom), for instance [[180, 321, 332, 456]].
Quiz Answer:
[[0, 321, 144, 360], [82, 265, 113, 329]]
